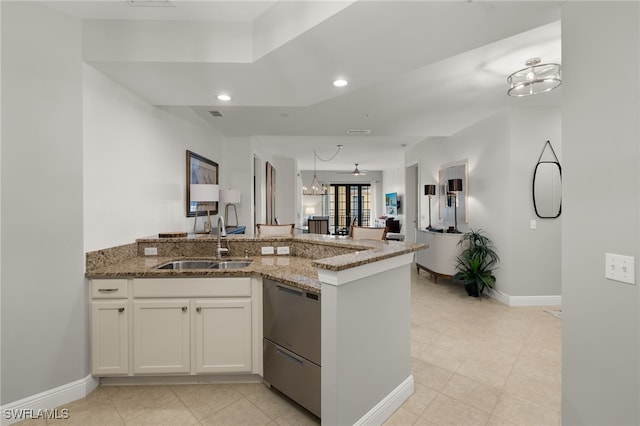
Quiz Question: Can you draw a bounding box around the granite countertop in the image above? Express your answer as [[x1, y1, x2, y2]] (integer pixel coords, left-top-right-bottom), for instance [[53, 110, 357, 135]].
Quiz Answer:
[[86, 233, 426, 293]]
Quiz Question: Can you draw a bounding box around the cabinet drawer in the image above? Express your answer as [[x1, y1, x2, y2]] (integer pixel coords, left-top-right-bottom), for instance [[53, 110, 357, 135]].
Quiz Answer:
[[263, 339, 320, 417], [91, 279, 128, 299], [133, 277, 251, 298]]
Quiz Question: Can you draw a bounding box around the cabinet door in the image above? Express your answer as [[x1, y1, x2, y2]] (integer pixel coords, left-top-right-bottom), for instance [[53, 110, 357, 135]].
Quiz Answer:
[[91, 301, 129, 376], [194, 299, 252, 373], [133, 299, 190, 374]]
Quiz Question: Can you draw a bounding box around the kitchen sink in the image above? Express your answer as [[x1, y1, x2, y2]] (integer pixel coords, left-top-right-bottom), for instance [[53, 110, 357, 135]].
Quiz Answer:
[[155, 260, 252, 270], [210, 260, 253, 269]]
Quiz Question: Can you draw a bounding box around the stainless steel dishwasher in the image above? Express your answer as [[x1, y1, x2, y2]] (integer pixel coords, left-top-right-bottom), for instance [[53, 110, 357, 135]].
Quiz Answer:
[[263, 278, 321, 418]]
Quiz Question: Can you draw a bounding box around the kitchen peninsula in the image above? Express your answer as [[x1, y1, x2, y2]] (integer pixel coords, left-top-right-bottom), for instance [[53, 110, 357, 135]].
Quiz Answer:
[[86, 233, 425, 425]]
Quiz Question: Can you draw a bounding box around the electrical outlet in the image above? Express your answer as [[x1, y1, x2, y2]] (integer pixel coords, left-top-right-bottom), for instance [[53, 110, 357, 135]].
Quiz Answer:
[[144, 247, 158, 256], [530, 220, 537, 230], [605, 253, 636, 285], [261, 246, 275, 255], [277, 246, 290, 255]]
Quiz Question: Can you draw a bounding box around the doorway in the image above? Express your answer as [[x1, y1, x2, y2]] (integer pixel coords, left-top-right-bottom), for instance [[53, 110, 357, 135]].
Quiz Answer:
[[404, 164, 418, 243], [328, 184, 372, 234]]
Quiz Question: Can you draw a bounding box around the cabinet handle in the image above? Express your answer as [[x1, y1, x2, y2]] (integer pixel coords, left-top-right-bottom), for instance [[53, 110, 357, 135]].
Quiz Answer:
[[276, 349, 304, 366], [98, 288, 118, 293], [196, 307, 202, 313], [276, 285, 303, 297], [118, 307, 125, 313], [182, 306, 188, 312]]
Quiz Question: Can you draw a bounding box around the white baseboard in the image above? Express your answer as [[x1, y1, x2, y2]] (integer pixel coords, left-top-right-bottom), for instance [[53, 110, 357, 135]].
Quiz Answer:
[[489, 288, 561, 307], [1, 375, 98, 426], [354, 375, 414, 426], [100, 374, 263, 386]]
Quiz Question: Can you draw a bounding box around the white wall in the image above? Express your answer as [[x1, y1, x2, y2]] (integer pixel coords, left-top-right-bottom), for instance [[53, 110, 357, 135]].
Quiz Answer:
[[416, 110, 512, 294], [83, 65, 224, 252], [251, 137, 275, 229], [562, 3, 639, 424], [1, 2, 230, 405], [509, 107, 561, 297], [414, 106, 562, 300], [273, 156, 297, 225], [1, 2, 86, 404], [221, 137, 253, 229], [382, 165, 405, 227]]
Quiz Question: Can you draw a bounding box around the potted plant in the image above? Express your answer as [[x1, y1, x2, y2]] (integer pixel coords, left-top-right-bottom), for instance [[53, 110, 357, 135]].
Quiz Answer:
[[453, 229, 499, 297]]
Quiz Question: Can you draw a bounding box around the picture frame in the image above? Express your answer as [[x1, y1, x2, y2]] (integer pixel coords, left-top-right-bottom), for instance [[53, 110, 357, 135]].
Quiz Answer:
[[186, 150, 219, 217], [265, 162, 276, 224], [385, 192, 398, 216]]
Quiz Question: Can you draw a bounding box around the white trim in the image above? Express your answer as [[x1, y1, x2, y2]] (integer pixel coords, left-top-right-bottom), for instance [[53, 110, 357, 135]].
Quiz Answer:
[[353, 375, 414, 426], [318, 253, 414, 286], [100, 374, 263, 386], [1, 375, 98, 426], [488, 288, 511, 305], [489, 288, 561, 307]]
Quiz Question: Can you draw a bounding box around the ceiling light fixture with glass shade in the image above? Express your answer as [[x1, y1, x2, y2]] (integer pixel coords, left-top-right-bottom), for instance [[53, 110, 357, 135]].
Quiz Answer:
[[302, 145, 343, 196], [507, 57, 561, 97]]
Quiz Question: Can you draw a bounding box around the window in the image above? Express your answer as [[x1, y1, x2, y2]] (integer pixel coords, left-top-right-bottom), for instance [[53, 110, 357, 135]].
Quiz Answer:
[[329, 184, 371, 233]]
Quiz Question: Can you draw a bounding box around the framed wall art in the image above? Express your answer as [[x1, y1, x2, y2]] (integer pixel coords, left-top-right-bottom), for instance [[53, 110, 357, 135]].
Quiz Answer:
[[186, 150, 219, 217], [265, 162, 276, 224]]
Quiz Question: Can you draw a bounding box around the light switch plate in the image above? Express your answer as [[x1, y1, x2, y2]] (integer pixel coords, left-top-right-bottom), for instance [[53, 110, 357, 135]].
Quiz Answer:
[[605, 253, 636, 285], [261, 246, 275, 255], [530, 220, 537, 230], [144, 247, 158, 256]]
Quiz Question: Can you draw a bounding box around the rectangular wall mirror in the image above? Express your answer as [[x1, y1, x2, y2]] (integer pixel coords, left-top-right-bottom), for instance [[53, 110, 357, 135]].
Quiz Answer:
[[438, 161, 468, 227]]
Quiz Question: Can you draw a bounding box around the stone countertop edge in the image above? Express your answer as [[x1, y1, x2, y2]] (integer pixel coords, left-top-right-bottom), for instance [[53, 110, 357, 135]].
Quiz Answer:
[[86, 234, 427, 293]]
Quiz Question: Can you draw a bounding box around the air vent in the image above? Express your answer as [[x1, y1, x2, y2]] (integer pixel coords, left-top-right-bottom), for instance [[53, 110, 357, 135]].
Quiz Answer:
[[127, 0, 175, 7], [208, 111, 223, 117], [346, 129, 372, 135]]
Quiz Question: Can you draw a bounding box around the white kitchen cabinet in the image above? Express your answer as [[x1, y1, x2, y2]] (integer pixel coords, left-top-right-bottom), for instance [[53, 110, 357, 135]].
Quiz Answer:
[[194, 298, 252, 373], [91, 300, 129, 375], [91, 276, 259, 378], [133, 299, 191, 374], [90, 279, 129, 376]]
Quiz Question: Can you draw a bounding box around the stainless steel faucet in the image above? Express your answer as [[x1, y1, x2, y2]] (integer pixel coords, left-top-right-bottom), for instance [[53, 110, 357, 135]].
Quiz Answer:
[[216, 216, 228, 259]]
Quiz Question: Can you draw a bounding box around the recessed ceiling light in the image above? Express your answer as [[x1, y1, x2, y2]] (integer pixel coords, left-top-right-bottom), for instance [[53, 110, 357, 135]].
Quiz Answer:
[[217, 94, 231, 101], [333, 79, 348, 87]]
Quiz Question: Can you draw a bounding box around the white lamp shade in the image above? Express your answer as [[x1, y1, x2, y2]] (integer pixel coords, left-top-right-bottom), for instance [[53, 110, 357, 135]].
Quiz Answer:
[[190, 184, 219, 202], [305, 207, 316, 215], [219, 188, 241, 204]]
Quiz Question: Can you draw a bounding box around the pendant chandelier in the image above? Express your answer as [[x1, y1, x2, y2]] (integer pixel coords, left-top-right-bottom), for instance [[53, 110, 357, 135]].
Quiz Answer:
[[507, 57, 561, 97], [302, 145, 343, 196], [302, 151, 326, 195]]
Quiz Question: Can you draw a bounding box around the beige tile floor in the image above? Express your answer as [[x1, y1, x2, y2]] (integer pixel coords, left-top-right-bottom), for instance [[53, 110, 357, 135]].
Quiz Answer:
[[16, 267, 561, 425]]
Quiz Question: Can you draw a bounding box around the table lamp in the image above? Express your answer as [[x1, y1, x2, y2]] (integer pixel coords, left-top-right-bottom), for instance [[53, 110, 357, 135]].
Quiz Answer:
[[190, 184, 219, 234], [447, 179, 463, 233], [424, 184, 436, 230], [219, 188, 241, 227]]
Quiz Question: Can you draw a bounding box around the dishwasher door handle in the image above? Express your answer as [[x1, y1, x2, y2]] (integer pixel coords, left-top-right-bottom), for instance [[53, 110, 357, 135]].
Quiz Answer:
[[276, 285, 303, 297], [276, 347, 304, 365]]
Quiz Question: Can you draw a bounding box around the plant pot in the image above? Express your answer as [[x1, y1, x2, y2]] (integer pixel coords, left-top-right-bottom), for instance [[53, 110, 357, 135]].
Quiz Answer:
[[464, 283, 480, 297]]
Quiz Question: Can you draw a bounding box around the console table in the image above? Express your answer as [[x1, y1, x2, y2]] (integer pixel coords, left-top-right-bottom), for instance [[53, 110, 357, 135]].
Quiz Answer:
[[415, 229, 462, 281]]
